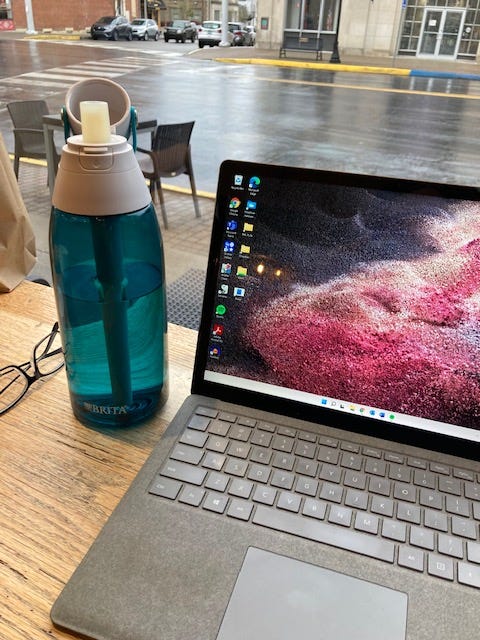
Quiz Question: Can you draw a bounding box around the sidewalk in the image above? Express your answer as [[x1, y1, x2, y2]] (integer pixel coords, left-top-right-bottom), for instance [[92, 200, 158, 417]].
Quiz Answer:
[[1, 28, 479, 80]]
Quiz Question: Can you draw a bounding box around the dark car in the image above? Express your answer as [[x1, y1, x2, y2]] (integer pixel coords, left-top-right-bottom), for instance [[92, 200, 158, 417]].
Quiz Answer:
[[91, 16, 133, 41], [164, 20, 196, 43], [228, 22, 254, 46]]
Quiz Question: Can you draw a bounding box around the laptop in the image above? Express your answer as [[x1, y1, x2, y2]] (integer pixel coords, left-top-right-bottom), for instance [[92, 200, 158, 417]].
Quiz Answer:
[[51, 160, 480, 640]]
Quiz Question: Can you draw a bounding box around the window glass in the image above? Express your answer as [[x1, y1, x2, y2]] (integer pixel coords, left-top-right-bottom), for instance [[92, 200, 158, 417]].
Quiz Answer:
[[285, 0, 302, 29], [303, 0, 321, 29], [321, 0, 336, 30]]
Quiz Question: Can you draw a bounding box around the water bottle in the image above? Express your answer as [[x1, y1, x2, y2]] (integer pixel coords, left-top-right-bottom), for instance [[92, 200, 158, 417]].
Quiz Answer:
[[49, 80, 168, 428]]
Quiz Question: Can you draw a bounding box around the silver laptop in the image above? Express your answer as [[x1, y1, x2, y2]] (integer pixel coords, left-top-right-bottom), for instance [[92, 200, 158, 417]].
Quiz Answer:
[[51, 160, 480, 640]]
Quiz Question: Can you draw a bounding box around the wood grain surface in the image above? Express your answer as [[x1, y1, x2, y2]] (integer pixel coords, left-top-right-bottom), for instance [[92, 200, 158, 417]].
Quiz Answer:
[[0, 280, 196, 639]]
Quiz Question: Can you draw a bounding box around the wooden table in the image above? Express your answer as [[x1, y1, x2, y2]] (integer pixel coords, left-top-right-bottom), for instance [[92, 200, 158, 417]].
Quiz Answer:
[[0, 280, 196, 639]]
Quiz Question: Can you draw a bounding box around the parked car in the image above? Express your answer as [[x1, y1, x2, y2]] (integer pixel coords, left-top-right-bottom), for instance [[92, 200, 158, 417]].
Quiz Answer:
[[90, 16, 133, 41], [245, 25, 256, 45], [228, 22, 254, 46], [130, 18, 160, 41], [197, 20, 233, 48], [164, 20, 196, 43]]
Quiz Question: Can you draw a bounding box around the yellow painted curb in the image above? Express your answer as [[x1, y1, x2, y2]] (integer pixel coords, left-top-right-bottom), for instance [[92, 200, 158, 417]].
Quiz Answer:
[[11, 155, 216, 200], [25, 34, 81, 40], [216, 57, 411, 76]]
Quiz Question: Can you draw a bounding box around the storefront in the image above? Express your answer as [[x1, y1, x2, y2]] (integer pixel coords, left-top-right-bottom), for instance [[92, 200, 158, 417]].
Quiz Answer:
[[256, 0, 480, 61]]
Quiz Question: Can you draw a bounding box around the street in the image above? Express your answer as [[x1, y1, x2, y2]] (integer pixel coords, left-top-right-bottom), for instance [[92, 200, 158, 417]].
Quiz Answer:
[[1, 35, 480, 193]]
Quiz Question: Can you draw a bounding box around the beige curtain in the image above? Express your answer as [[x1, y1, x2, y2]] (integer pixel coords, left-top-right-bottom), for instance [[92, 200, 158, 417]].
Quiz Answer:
[[0, 133, 36, 292]]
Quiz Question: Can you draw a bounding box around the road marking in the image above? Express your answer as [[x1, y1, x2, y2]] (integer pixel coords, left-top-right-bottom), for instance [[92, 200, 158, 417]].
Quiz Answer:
[[256, 75, 480, 100]]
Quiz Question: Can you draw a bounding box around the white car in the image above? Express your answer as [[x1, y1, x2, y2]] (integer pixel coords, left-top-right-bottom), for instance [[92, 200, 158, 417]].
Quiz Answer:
[[130, 18, 160, 41], [197, 20, 233, 48]]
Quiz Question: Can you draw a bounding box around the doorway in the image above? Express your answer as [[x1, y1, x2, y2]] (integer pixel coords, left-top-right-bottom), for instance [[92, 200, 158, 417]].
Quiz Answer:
[[418, 8, 465, 58]]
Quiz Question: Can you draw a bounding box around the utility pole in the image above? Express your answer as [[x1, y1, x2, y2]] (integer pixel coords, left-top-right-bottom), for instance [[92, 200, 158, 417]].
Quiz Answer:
[[329, 0, 343, 63], [219, 0, 229, 46], [24, 0, 36, 34]]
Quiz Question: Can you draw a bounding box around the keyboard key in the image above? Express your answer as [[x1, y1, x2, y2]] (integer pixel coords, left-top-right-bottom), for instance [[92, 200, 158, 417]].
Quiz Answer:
[[413, 469, 436, 489], [298, 430, 317, 443], [253, 506, 395, 563], [340, 452, 362, 471], [445, 496, 470, 517], [208, 419, 230, 437], [160, 460, 207, 486], [424, 508, 448, 532], [397, 502, 421, 524], [277, 426, 296, 438], [430, 462, 450, 475], [257, 421, 276, 432], [319, 436, 338, 448], [407, 457, 427, 470], [195, 407, 217, 418], [253, 485, 277, 506], [205, 471, 229, 492], [458, 562, 480, 588], [382, 519, 406, 543], [328, 505, 352, 527], [272, 435, 294, 453], [250, 446, 272, 465], [179, 485, 205, 507], [237, 416, 256, 428], [296, 459, 319, 477], [227, 442, 251, 459], [363, 447, 382, 459], [278, 491, 301, 513], [410, 526, 435, 551], [320, 482, 343, 504], [438, 477, 462, 496], [371, 495, 394, 517], [344, 470, 366, 490], [250, 431, 273, 447], [188, 414, 211, 431], [227, 499, 253, 521], [271, 470, 294, 490], [319, 464, 342, 483], [389, 465, 411, 483], [398, 546, 424, 572], [465, 483, 480, 501], [206, 435, 229, 453], [438, 534, 464, 559], [394, 483, 416, 503], [427, 554, 454, 581], [272, 452, 295, 471], [419, 488, 442, 510], [340, 441, 359, 454], [369, 477, 391, 496], [203, 491, 228, 514], [295, 476, 319, 497], [170, 443, 203, 465], [345, 489, 368, 511], [302, 498, 327, 520], [218, 411, 237, 423], [179, 429, 208, 448], [317, 446, 339, 464], [385, 452, 404, 464], [247, 464, 271, 484], [229, 478, 253, 499], [354, 512, 379, 535], [202, 452, 226, 471], [453, 467, 475, 482], [224, 458, 248, 477], [451, 516, 477, 540], [365, 458, 386, 477], [295, 441, 316, 459], [229, 425, 252, 442], [149, 476, 182, 500], [466, 541, 480, 564]]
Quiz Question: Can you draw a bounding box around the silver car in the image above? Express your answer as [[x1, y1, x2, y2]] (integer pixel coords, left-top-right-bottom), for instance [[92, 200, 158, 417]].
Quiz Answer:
[[197, 20, 233, 48], [130, 18, 160, 41]]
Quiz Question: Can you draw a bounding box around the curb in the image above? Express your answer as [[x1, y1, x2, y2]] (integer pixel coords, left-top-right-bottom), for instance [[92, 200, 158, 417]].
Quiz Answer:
[[215, 56, 480, 80]]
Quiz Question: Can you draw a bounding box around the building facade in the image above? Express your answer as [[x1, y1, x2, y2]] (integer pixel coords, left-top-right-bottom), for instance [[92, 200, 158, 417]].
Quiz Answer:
[[256, 0, 480, 62], [2, 0, 241, 31]]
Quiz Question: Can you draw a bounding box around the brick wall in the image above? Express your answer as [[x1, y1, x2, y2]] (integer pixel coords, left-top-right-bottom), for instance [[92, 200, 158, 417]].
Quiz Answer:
[[11, 0, 139, 31]]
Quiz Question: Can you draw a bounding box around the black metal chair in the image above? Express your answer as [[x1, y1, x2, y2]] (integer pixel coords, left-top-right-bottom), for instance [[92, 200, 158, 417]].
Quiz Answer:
[[136, 121, 201, 229], [7, 100, 59, 180]]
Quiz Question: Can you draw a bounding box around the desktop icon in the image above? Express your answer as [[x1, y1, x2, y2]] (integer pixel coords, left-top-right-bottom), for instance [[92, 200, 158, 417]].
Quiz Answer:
[[234, 287, 245, 297], [212, 324, 224, 337], [223, 240, 235, 253], [249, 176, 260, 189], [246, 200, 257, 212], [209, 345, 222, 357], [216, 304, 227, 316], [218, 284, 229, 295], [221, 263, 232, 275], [236, 266, 247, 278], [234, 175, 243, 186], [243, 222, 254, 233], [229, 197, 241, 209], [240, 244, 251, 255], [227, 219, 238, 232]]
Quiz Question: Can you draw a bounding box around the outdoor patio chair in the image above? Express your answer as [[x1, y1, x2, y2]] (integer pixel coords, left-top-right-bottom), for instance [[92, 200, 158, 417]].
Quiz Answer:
[[7, 99, 59, 180], [136, 121, 201, 229]]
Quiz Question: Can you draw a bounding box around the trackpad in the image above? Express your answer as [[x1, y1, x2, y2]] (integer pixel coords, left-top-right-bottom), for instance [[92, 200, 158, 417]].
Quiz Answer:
[[217, 547, 407, 640]]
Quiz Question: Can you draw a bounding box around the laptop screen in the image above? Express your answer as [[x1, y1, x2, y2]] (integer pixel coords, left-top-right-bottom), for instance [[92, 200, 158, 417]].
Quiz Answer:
[[194, 161, 480, 447]]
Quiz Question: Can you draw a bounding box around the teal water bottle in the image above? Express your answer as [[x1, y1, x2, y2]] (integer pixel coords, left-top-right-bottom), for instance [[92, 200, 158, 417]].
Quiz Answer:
[[49, 81, 168, 428]]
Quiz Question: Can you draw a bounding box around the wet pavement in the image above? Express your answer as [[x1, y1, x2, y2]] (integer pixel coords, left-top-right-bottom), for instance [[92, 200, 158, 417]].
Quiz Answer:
[[1, 32, 479, 286]]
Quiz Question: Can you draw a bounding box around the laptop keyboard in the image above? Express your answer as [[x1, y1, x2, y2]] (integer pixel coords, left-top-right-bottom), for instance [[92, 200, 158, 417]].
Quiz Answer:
[[149, 406, 480, 589]]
